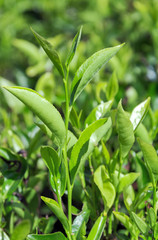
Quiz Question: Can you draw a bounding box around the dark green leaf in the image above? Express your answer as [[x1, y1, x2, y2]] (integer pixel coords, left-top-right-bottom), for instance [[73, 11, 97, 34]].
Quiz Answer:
[[31, 28, 64, 77], [71, 43, 124, 103], [66, 26, 82, 67]]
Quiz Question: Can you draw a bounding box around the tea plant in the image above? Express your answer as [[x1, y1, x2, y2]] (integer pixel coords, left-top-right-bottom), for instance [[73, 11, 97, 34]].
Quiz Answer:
[[1, 26, 158, 240]]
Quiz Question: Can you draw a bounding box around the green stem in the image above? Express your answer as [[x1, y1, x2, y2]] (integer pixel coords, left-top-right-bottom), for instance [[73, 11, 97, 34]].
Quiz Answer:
[[63, 67, 73, 238]]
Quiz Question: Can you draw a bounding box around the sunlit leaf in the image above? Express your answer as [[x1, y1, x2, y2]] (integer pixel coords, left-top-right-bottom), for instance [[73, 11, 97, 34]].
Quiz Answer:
[[71, 43, 124, 103], [130, 97, 150, 131], [10, 220, 31, 240], [118, 172, 140, 193], [27, 232, 67, 240], [3, 87, 66, 145]]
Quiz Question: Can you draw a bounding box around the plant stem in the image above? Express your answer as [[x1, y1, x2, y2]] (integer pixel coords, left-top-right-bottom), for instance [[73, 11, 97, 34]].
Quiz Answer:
[[63, 67, 73, 238]]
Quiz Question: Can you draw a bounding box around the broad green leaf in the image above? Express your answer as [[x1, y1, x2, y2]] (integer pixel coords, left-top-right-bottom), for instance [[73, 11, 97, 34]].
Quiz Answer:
[[0, 229, 10, 240], [131, 212, 148, 234], [87, 212, 107, 240], [105, 72, 118, 100], [130, 97, 150, 131], [138, 138, 158, 179], [41, 196, 70, 233], [94, 165, 115, 209], [118, 172, 140, 193], [31, 28, 64, 77], [72, 209, 90, 238], [85, 100, 113, 125], [27, 232, 67, 240], [117, 100, 135, 158], [10, 220, 31, 240], [148, 207, 156, 228], [3, 87, 66, 145], [66, 26, 82, 67], [41, 146, 60, 177], [69, 118, 108, 184], [113, 212, 137, 237], [70, 43, 124, 103]]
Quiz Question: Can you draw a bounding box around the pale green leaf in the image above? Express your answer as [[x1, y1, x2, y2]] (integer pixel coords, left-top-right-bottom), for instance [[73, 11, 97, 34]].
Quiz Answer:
[[31, 28, 64, 77], [87, 212, 107, 240], [117, 100, 135, 158], [130, 97, 150, 131], [131, 212, 148, 234], [118, 172, 140, 193], [41, 196, 70, 233], [148, 207, 156, 228], [85, 100, 113, 125], [3, 87, 66, 145], [105, 72, 118, 100], [71, 43, 124, 103], [138, 138, 158, 179], [10, 220, 31, 240], [94, 165, 115, 209]]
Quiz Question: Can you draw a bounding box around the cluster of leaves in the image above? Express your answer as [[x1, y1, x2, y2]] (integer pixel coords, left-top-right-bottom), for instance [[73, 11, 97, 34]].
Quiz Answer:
[[1, 26, 158, 240]]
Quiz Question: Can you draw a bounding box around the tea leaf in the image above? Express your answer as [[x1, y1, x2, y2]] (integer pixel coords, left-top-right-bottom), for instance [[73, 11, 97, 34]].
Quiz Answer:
[[69, 118, 108, 184], [85, 100, 113, 125], [154, 222, 158, 239], [3, 87, 66, 145], [113, 212, 137, 237], [135, 123, 151, 144], [94, 165, 115, 209], [41, 146, 60, 177], [10, 220, 31, 240], [105, 72, 118, 100], [130, 97, 150, 131], [148, 207, 156, 228], [41, 196, 70, 233], [0, 229, 10, 240], [31, 27, 64, 78], [117, 100, 135, 158], [138, 138, 158, 179], [72, 209, 90, 238], [131, 212, 148, 234], [70, 43, 124, 103], [118, 172, 140, 193], [66, 26, 82, 67], [27, 232, 67, 240], [87, 212, 107, 240]]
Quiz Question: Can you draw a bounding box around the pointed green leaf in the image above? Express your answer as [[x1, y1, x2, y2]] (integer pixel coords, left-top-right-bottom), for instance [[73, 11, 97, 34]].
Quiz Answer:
[[71, 43, 124, 103], [69, 118, 108, 184], [94, 165, 115, 209], [117, 100, 135, 158], [27, 232, 67, 240], [10, 220, 31, 240], [113, 212, 137, 237], [135, 123, 151, 144], [66, 26, 82, 67], [41, 196, 70, 233], [31, 27, 64, 77], [41, 146, 60, 177], [3, 87, 66, 145], [87, 212, 107, 240], [72, 209, 90, 238], [148, 207, 156, 228], [131, 212, 148, 234], [138, 138, 158, 179], [130, 97, 150, 131], [101, 140, 110, 165], [105, 72, 118, 100], [118, 172, 140, 193], [85, 100, 113, 125]]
